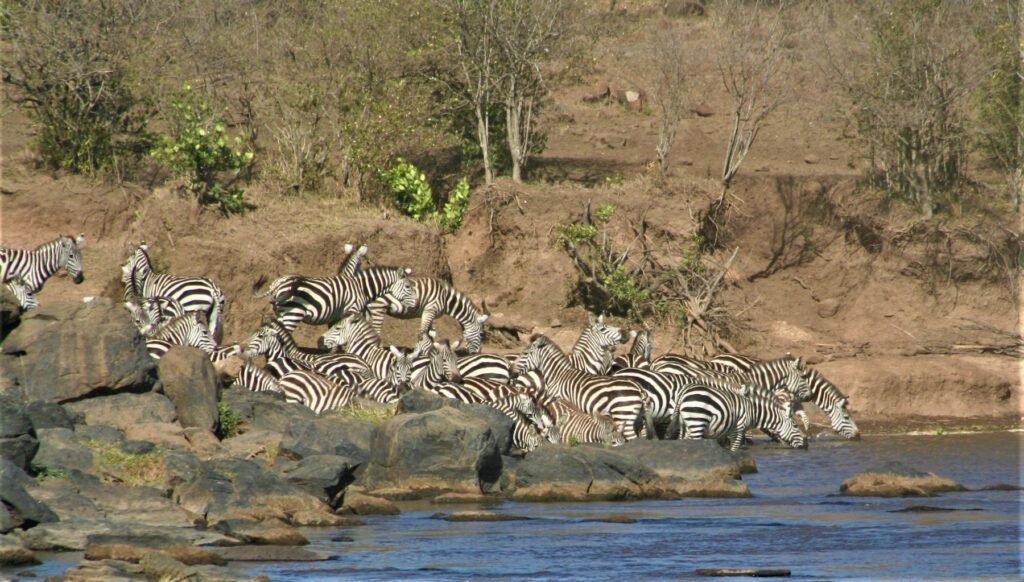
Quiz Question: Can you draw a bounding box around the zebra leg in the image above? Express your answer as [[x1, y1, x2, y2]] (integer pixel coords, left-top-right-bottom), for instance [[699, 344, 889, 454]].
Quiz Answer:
[[419, 307, 439, 339], [682, 420, 705, 441], [728, 428, 746, 452]]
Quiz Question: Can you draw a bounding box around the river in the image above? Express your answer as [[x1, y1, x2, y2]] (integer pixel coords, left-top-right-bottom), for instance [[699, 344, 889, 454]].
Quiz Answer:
[[254, 432, 1022, 580]]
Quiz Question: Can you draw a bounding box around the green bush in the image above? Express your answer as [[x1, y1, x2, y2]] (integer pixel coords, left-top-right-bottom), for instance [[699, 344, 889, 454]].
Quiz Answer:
[[151, 85, 254, 215], [216, 401, 243, 439], [382, 159, 471, 232], [554, 223, 598, 247], [602, 265, 650, 321]]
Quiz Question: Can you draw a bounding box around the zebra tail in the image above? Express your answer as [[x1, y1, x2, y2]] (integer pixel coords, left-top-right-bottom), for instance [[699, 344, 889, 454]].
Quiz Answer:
[[252, 275, 295, 301], [642, 399, 658, 441]]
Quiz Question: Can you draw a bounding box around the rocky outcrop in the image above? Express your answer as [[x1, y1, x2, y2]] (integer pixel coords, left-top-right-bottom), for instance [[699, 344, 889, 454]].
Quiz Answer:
[[359, 406, 512, 499], [840, 461, 967, 497], [0, 460, 57, 533], [63, 392, 177, 432], [0, 299, 154, 402], [158, 346, 221, 432], [0, 396, 38, 470]]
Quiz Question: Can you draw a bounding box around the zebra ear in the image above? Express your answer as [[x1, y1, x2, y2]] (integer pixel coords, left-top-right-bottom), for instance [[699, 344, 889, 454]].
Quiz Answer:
[[628, 330, 638, 339], [588, 312, 597, 325], [403, 267, 412, 276], [389, 345, 402, 357], [598, 313, 605, 324], [344, 243, 354, 254], [452, 339, 462, 351], [74, 234, 85, 245], [795, 356, 803, 368], [477, 314, 489, 324], [428, 330, 437, 339]]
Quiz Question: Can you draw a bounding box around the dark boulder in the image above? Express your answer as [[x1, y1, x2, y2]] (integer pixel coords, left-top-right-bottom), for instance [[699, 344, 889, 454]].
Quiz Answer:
[[0, 459, 57, 531], [0, 299, 154, 402], [23, 401, 74, 430], [0, 396, 37, 470], [509, 445, 658, 502], [278, 454, 357, 505], [158, 347, 220, 432], [31, 428, 95, 474], [220, 387, 312, 435], [64, 392, 176, 432], [279, 416, 377, 464], [359, 406, 511, 499]]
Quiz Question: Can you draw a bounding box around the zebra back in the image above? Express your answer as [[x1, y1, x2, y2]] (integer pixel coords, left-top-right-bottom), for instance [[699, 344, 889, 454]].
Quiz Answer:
[[1, 234, 85, 292], [235, 360, 282, 393], [278, 370, 356, 415]]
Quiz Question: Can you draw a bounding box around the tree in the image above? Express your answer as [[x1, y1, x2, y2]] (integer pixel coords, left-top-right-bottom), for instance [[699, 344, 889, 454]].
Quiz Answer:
[[644, 21, 702, 176], [712, 0, 792, 190], [442, 0, 500, 185], [823, 0, 975, 219], [492, 0, 569, 183]]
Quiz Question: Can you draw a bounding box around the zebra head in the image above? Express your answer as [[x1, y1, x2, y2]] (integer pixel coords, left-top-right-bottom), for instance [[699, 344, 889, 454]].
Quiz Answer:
[[585, 313, 626, 349], [123, 299, 159, 336], [428, 336, 461, 382], [461, 313, 488, 354], [632, 327, 653, 361], [244, 321, 287, 360], [601, 418, 627, 447], [774, 392, 808, 449], [513, 335, 545, 376], [121, 242, 152, 297], [386, 345, 416, 387], [382, 276, 417, 313], [782, 356, 812, 401], [511, 391, 554, 430], [59, 234, 85, 284], [828, 396, 860, 440], [541, 424, 561, 444], [322, 312, 376, 351]]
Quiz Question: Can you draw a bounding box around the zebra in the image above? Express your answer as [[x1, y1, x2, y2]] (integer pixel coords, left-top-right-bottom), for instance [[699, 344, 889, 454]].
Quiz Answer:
[[149, 311, 217, 354], [365, 276, 490, 354], [277, 369, 358, 415], [707, 353, 860, 439], [320, 313, 423, 381], [235, 359, 284, 393], [532, 391, 626, 447], [121, 242, 226, 341], [567, 313, 626, 375], [513, 334, 653, 441], [1, 234, 85, 307], [255, 266, 416, 331], [674, 381, 806, 452], [145, 338, 240, 362], [124, 295, 188, 335], [612, 327, 654, 372], [410, 331, 513, 386], [5, 277, 39, 311], [650, 352, 717, 380], [412, 336, 464, 389], [485, 392, 557, 452], [337, 243, 369, 276], [244, 320, 371, 382]]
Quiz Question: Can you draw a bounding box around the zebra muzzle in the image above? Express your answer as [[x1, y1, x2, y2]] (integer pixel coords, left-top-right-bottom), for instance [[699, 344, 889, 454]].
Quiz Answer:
[[72, 273, 84, 284]]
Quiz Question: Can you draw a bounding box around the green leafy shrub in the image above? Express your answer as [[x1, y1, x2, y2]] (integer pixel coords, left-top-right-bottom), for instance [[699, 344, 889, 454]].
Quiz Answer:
[[594, 204, 616, 225], [602, 265, 650, 320], [151, 85, 254, 215], [554, 223, 598, 247], [382, 159, 471, 232], [217, 401, 243, 439]]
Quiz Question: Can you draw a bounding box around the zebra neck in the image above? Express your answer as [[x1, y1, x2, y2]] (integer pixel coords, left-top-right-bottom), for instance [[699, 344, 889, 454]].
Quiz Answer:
[[23, 245, 65, 290]]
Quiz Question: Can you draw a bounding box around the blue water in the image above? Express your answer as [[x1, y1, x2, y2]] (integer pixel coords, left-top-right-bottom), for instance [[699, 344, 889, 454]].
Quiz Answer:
[[253, 432, 1022, 580]]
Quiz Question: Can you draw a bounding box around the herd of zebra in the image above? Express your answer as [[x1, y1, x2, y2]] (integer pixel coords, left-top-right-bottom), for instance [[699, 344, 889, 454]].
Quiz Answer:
[[1, 234, 860, 454]]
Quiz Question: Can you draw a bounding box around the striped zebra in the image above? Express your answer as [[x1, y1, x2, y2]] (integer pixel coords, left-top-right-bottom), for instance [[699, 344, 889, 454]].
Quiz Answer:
[[513, 334, 653, 441], [244, 320, 371, 381], [650, 352, 716, 379], [486, 392, 557, 452], [1, 234, 85, 307], [568, 313, 626, 375], [365, 277, 489, 354], [149, 311, 217, 354], [121, 242, 225, 341], [611, 328, 653, 372], [411, 337, 461, 389], [707, 353, 860, 439], [320, 313, 423, 381], [124, 296, 188, 336], [235, 359, 284, 393], [525, 387, 625, 447], [145, 339, 241, 362], [5, 277, 39, 311], [337, 243, 369, 276], [674, 381, 806, 451], [255, 266, 415, 331], [410, 331, 512, 386], [277, 369, 357, 414]]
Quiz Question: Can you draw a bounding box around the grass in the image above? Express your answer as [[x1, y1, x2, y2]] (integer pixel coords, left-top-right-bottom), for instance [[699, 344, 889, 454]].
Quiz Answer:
[[332, 401, 397, 425], [85, 440, 165, 487], [31, 464, 67, 481]]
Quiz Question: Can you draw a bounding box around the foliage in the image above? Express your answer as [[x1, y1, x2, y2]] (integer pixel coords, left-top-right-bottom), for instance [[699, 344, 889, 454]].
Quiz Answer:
[[151, 85, 254, 215], [601, 265, 650, 321], [86, 440, 165, 487], [2, 1, 155, 175], [554, 223, 598, 246], [382, 158, 472, 233], [217, 401, 243, 439], [594, 204, 616, 225], [270, 83, 334, 196], [31, 463, 67, 481], [333, 401, 398, 425]]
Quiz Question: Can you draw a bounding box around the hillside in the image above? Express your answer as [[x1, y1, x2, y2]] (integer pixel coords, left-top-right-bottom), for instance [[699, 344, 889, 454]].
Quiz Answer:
[[1, 2, 1020, 433]]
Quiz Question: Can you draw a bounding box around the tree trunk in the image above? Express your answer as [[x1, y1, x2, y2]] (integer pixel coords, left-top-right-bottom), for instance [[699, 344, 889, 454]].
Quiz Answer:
[[475, 102, 494, 185], [506, 93, 524, 184]]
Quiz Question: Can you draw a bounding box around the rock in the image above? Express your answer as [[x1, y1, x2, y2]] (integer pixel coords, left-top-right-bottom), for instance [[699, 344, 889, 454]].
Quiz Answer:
[[212, 519, 308, 546], [0, 396, 38, 470], [840, 461, 967, 497], [691, 102, 714, 117], [430, 493, 502, 505], [74, 424, 125, 445], [220, 388, 311, 435], [33, 475, 198, 528], [279, 415, 377, 464], [23, 401, 75, 430], [31, 428, 95, 473], [396, 389, 449, 414], [359, 407, 509, 499], [395, 391, 513, 454], [158, 347, 221, 432], [215, 545, 328, 562], [280, 454, 357, 505], [84, 535, 227, 565], [340, 491, 400, 516], [213, 354, 244, 381], [220, 428, 284, 464], [123, 422, 190, 450], [138, 552, 197, 581], [0, 299, 154, 402], [0, 459, 58, 530], [289, 510, 361, 527], [0, 287, 23, 341], [0, 533, 38, 566], [804, 153, 820, 165], [582, 80, 610, 103], [182, 427, 225, 457], [432, 511, 528, 522], [59, 558, 145, 581], [816, 298, 841, 319], [509, 445, 658, 502], [617, 440, 743, 481], [17, 519, 234, 552], [65, 393, 177, 432], [624, 90, 645, 112], [121, 440, 155, 455]]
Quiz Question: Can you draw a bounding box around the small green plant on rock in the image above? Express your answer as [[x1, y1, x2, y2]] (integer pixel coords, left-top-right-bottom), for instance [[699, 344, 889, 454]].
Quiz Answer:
[[151, 85, 254, 215], [217, 401, 243, 439], [86, 441, 165, 487], [31, 463, 67, 481]]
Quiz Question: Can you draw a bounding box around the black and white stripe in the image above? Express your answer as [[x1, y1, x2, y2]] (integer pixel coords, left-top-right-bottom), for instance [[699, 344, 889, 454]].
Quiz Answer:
[[611, 328, 653, 372], [122, 243, 225, 341], [674, 381, 806, 451], [1, 234, 85, 306], [514, 334, 652, 441], [149, 311, 217, 354], [337, 243, 369, 277], [244, 320, 371, 382], [366, 277, 489, 353], [277, 369, 357, 414], [235, 359, 284, 393], [321, 313, 421, 381], [256, 266, 415, 331], [533, 392, 625, 446], [410, 331, 512, 386], [568, 313, 626, 375]]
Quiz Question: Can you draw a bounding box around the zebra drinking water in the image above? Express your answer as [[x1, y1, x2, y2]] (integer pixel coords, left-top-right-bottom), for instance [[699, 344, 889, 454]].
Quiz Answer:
[[1, 234, 85, 309], [121, 242, 225, 341], [674, 380, 807, 451]]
